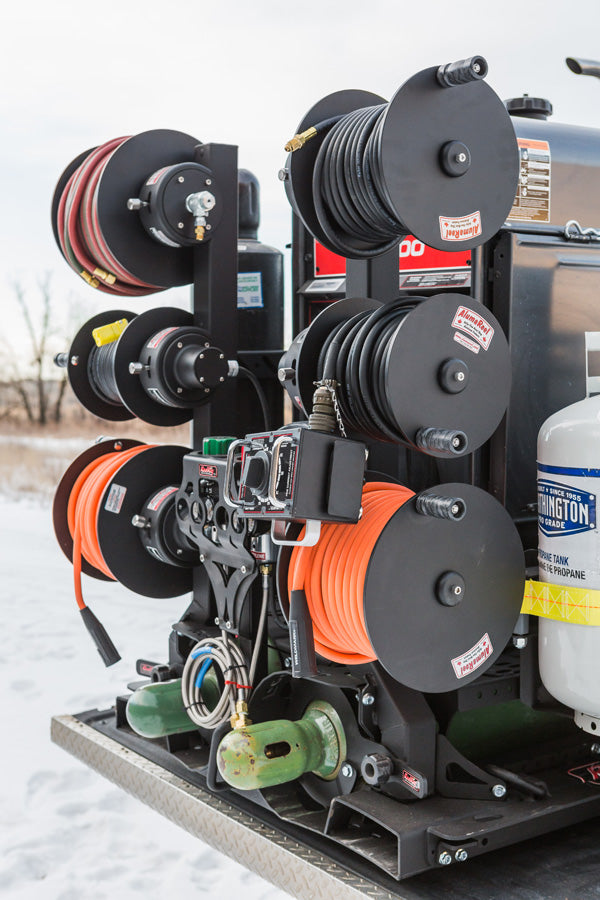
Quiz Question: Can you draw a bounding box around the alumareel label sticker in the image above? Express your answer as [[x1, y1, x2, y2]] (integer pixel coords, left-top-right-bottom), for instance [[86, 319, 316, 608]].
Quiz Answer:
[[451, 633, 493, 679], [452, 306, 494, 350], [439, 211, 482, 242]]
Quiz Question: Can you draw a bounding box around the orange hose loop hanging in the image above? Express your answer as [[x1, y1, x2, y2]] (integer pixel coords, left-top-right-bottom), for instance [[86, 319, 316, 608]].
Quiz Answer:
[[66, 444, 153, 610], [288, 481, 414, 665]]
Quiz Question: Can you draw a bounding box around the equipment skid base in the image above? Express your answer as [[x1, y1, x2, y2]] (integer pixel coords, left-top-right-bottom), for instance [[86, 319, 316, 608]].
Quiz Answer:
[[52, 710, 600, 900]]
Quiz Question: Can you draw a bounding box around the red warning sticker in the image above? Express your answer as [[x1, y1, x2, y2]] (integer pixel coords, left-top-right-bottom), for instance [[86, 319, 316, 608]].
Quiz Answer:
[[146, 327, 178, 350], [452, 633, 493, 679], [402, 769, 421, 793], [199, 463, 218, 478], [568, 762, 600, 785], [146, 485, 178, 512], [452, 306, 494, 350], [439, 211, 482, 242]]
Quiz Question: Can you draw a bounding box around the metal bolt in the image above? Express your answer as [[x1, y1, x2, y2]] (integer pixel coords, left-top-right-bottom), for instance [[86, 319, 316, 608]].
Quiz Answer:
[[131, 514, 148, 529], [513, 635, 528, 650], [283, 656, 292, 668], [219, 376, 225, 382], [70, 355, 79, 366], [200, 554, 205, 563], [199, 376, 205, 383], [278, 168, 289, 182], [361, 693, 375, 706], [591, 743, 600, 755], [176, 549, 182, 555], [206, 224, 212, 231], [178, 176, 185, 183], [177, 387, 183, 394], [452, 439, 460, 449], [127, 198, 147, 210], [341, 763, 354, 778], [451, 502, 460, 514], [129, 361, 144, 375], [241, 565, 247, 573], [205, 178, 212, 186], [454, 371, 465, 382], [200, 353, 205, 359], [177, 341, 183, 349], [455, 849, 468, 862], [453, 585, 462, 596], [214, 617, 220, 626], [492, 783, 506, 798], [225, 620, 232, 629], [204, 388, 210, 393], [457, 152, 467, 163], [438, 851, 452, 866], [178, 222, 184, 229], [219, 353, 225, 359]]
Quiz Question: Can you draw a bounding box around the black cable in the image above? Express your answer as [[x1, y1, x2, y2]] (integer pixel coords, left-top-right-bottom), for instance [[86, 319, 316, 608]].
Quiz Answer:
[[317, 299, 421, 444], [311, 105, 408, 258], [237, 366, 271, 431], [88, 341, 122, 406]]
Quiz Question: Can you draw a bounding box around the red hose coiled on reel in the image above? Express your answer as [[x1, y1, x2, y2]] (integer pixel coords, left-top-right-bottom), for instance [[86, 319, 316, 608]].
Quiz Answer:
[[56, 138, 160, 296]]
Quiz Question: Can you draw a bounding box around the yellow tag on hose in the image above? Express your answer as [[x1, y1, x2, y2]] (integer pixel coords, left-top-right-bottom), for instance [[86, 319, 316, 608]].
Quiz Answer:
[[521, 579, 600, 626], [92, 319, 128, 347]]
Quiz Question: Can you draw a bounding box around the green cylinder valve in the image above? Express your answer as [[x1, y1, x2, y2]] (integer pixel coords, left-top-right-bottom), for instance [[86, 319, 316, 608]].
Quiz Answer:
[[126, 675, 219, 739], [217, 700, 347, 790]]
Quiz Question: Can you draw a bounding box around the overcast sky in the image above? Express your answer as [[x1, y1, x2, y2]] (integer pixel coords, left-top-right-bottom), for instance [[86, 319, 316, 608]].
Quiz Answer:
[[2, 0, 600, 356]]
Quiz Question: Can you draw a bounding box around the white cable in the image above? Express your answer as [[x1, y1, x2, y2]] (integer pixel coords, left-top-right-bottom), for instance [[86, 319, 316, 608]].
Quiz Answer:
[[181, 632, 249, 730]]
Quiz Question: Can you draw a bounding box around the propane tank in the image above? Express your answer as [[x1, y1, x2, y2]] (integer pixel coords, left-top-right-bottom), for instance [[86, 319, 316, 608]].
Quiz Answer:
[[537, 394, 600, 734]]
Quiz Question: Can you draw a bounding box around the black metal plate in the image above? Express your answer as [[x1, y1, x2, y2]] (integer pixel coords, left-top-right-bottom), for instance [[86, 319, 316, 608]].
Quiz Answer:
[[114, 306, 193, 426], [97, 445, 192, 598], [52, 438, 142, 579], [96, 130, 201, 288], [51, 147, 96, 258], [285, 90, 386, 255], [364, 483, 524, 693], [385, 294, 511, 453], [379, 67, 519, 252], [296, 296, 381, 413], [68, 310, 136, 421]]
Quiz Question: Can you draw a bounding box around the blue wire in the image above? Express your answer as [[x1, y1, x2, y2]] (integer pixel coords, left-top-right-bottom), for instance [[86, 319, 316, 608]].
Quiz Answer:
[[190, 647, 212, 660], [194, 657, 213, 691]]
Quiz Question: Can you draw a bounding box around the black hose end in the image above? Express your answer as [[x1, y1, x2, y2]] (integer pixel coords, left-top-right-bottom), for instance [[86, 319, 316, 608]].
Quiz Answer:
[[437, 55, 488, 87], [80, 606, 121, 667]]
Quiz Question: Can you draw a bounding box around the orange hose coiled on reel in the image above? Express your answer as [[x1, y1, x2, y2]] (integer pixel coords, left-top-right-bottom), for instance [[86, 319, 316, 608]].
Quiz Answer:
[[288, 482, 414, 665], [67, 445, 152, 610]]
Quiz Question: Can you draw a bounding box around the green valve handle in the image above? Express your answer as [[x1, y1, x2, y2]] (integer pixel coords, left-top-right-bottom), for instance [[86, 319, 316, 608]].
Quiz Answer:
[[217, 700, 347, 790], [202, 436, 236, 456], [126, 676, 219, 739]]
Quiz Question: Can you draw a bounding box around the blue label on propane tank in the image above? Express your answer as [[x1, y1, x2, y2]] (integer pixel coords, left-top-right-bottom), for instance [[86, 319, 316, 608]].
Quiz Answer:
[[237, 272, 263, 309], [538, 480, 596, 537]]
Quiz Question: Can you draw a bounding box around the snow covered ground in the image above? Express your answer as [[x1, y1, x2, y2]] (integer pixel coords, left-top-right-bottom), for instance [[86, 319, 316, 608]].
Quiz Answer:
[[0, 494, 288, 899]]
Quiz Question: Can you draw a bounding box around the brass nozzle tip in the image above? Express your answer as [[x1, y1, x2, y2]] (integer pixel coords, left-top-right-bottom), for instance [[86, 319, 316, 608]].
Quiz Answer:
[[81, 270, 100, 289], [93, 267, 117, 286], [284, 126, 317, 153], [195, 225, 205, 241]]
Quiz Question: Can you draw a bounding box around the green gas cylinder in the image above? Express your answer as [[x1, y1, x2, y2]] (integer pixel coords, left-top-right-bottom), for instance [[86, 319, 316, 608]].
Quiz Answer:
[[126, 676, 218, 739]]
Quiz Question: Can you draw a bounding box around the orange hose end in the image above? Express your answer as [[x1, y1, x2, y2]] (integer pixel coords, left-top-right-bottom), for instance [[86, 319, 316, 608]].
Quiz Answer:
[[288, 482, 414, 665]]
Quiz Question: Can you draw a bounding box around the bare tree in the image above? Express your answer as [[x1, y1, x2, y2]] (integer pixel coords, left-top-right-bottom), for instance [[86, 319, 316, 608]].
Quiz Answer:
[[0, 273, 69, 425]]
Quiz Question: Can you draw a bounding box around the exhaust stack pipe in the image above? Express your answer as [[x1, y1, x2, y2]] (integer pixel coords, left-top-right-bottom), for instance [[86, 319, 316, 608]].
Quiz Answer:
[[566, 57, 600, 80]]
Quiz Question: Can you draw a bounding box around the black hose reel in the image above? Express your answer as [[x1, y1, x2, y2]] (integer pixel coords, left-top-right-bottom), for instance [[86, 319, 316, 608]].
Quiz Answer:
[[279, 293, 511, 458], [282, 56, 519, 258], [58, 307, 230, 426]]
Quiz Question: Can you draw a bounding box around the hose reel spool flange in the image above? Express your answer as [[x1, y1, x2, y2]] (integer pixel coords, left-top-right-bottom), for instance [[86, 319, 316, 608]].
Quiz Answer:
[[363, 483, 525, 693], [284, 64, 519, 257]]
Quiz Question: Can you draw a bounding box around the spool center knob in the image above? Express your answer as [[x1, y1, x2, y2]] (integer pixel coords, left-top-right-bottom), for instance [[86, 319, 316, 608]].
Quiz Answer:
[[440, 141, 471, 177], [436, 571, 466, 606]]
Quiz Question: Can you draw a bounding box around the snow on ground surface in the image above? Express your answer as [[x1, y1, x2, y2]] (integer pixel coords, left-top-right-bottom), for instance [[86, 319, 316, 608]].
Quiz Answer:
[[0, 494, 289, 900]]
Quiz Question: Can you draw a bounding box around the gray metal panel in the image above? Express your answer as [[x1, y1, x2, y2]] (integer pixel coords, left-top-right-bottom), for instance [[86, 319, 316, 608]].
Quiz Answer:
[[50, 714, 397, 900]]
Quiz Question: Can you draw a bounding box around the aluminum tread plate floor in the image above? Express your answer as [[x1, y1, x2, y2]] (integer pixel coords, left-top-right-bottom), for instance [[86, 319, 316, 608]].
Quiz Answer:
[[51, 714, 600, 899]]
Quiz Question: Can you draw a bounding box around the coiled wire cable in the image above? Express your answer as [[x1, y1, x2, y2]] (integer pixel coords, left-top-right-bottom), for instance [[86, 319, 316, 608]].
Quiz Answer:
[[181, 572, 270, 729], [88, 341, 122, 405]]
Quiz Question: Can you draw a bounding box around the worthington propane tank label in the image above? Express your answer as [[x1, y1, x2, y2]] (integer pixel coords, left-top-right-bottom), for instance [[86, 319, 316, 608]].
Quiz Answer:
[[538, 480, 596, 537], [538, 471, 599, 585]]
